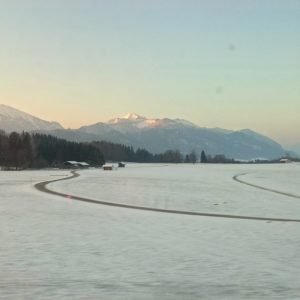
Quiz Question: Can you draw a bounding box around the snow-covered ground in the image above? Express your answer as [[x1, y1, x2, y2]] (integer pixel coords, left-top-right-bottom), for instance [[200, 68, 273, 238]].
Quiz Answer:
[[1, 164, 300, 299], [50, 163, 300, 219]]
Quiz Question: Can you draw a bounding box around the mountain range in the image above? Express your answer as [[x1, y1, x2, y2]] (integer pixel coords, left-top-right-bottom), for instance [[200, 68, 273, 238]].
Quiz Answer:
[[0, 104, 288, 160]]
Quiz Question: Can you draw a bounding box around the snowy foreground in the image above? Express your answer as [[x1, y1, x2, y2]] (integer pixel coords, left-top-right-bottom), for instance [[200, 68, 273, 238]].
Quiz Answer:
[[1, 163, 300, 299]]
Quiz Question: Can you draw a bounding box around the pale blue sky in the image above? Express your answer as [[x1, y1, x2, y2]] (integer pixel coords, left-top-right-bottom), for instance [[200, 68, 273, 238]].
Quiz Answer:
[[0, 0, 299, 145]]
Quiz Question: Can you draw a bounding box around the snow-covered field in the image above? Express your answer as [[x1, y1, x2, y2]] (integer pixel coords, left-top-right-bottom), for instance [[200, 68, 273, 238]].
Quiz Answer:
[[49, 163, 300, 219], [1, 163, 300, 299]]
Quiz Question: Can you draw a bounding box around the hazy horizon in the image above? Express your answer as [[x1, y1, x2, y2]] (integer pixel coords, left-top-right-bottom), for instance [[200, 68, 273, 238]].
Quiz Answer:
[[0, 1, 299, 146], [1, 103, 299, 151]]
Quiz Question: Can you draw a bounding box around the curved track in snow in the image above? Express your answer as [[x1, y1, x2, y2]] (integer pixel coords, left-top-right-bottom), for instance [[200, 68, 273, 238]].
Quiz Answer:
[[233, 173, 300, 200], [35, 171, 300, 223]]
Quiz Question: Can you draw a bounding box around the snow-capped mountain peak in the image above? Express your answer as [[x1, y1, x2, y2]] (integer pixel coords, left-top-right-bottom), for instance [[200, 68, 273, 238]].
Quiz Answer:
[[0, 104, 63, 132], [123, 113, 145, 120], [0, 104, 30, 119], [108, 113, 146, 124], [107, 113, 197, 130]]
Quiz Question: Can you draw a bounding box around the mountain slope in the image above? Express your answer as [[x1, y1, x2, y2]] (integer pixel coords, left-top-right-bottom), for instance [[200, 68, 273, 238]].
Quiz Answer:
[[0, 104, 63, 132], [78, 113, 285, 160], [288, 143, 300, 156]]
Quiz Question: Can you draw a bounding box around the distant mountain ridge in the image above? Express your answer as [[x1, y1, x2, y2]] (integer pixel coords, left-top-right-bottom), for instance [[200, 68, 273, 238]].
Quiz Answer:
[[0, 105, 287, 160], [75, 113, 285, 160], [0, 104, 63, 132], [288, 143, 300, 156]]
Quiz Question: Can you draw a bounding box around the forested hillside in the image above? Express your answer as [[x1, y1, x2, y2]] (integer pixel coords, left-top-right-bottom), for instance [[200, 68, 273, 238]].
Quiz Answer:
[[0, 130, 230, 170], [0, 131, 105, 169], [0, 131, 199, 169]]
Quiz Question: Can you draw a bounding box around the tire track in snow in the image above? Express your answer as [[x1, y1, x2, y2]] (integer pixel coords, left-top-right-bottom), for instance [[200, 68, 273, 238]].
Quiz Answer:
[[233, 173, 300, 200], [35, 171, 300, 223]]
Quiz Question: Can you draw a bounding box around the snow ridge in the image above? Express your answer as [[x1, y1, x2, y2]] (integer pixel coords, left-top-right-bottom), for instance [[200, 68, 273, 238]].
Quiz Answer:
[[0, 104, 63, 132]]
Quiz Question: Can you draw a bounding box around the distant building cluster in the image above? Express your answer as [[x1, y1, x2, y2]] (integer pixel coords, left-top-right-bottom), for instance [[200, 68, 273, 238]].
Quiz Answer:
[[63, 161, 90, 169]]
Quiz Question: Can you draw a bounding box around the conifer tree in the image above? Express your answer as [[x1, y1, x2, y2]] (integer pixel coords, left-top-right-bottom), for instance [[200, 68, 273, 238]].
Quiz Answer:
[[201, 150, 208, 163]]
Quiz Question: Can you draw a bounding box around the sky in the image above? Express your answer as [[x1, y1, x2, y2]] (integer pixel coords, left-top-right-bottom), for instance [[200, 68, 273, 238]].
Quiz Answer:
[[0, 0, 299, 146]]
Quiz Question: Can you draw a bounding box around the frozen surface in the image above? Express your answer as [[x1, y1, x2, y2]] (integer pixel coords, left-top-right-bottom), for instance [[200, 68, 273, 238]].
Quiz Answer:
[[1, 164, 300, 299]]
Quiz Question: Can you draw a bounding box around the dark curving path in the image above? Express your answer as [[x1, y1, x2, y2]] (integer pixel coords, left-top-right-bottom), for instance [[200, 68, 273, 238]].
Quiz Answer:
[[34, 171, 300, 223], [233, 173, 300, 200]]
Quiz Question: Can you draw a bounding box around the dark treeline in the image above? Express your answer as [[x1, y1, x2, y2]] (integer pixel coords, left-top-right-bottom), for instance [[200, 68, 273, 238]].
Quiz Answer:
[[93, 141, 188, 163], [0, 131, 105, 169], [92, 141, 135, 162], [0, 131, 204, 169], [0, 131, 209, 169], [206, 154, 236, 163], [94, 142, 235, 164], [2, 130, 281, 169], [92, 145, 242, 164], [34, 134, 105, 167]]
